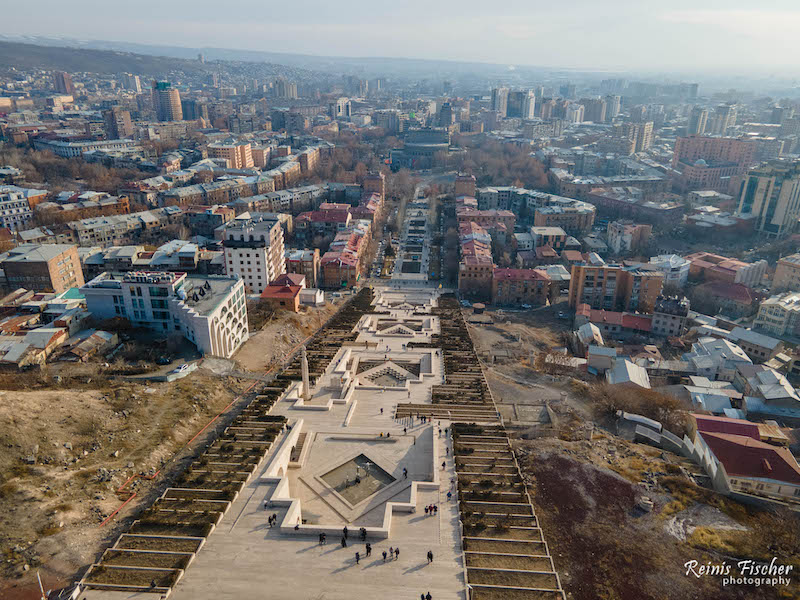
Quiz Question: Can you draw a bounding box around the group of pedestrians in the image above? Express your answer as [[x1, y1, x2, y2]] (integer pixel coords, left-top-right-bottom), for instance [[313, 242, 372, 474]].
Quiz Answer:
[[424, 504, 438, 516], [267, 513, 278, 528]]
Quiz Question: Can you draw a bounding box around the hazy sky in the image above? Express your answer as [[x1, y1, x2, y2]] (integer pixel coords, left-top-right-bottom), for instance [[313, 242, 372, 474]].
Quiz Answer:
[[6, 0, 800, 73]]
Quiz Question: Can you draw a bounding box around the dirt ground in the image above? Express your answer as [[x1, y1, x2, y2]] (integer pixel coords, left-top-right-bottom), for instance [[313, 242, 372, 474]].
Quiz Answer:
[[236, 302, 342, 373], [517, 435, 800, 600], [0, 370, 249, 600], [466, 301, 572, 360]]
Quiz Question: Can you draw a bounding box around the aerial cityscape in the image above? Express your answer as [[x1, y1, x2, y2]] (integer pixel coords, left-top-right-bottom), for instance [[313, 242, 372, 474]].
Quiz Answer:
[[1, 3, 800, 599]]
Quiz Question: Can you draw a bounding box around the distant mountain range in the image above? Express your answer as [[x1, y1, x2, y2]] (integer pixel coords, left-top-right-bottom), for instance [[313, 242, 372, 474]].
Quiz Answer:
[[0, 35, 560, 81], [0, 39, 335, 86]]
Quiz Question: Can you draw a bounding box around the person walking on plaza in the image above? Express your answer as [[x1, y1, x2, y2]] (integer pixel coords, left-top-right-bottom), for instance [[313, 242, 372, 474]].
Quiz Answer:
[[366, 542, 372, 557], [343, 526, 348, 539], [355, 551, 360, 565], [403, 467, 408, 479], [341, 537, 347, 548], [382, 550, 388, 562], [394, 547, 400, 560], [427, 550, 433, 564], [426, 592, 432, 600]]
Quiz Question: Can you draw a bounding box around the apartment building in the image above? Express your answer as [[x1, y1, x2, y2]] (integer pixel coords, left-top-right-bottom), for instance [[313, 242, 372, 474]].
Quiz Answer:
[[207, 140, 254, 169], [606, 221, 652, 254], [295, 203, 352, 242], [772, 253, 800, 292], [454, 174, 477, 197], [530, 227, 567, 251], [754, 292, 800, 337], [672, 136, 755, 170], [185, 205, 236, 237], [0, 244, 84, 293], [286, 248, 320, 288], [66, 207, 184, 247], [151, 81, 183, 122], [533, 201, 596, 235], [737, 160, 800, 238], [491, 268, 556, 306], [81, 271, 247, 358], [568, 264, 664, 312], [455, 207, 516, 237], [0, 190, 34, 230], [220, 215, 286, 294], [648, 254, 691, 288], [651, 296, 690, 337]]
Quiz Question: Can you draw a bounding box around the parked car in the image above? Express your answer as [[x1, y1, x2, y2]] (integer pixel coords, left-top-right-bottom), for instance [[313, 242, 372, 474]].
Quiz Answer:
[[170, 364, 190, 374]]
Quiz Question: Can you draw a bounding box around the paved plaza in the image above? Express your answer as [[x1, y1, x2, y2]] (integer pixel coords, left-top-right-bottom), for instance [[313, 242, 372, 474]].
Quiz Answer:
[[163, 286, 465, 600]]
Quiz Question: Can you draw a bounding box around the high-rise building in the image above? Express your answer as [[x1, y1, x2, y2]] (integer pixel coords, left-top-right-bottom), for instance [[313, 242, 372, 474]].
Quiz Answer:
[[221, 215, 286, 294], [273, 78, 298, 99], [565, 104, 584, 123], [507, 90, 535, 119], [208, 140, 254, 169], [330, 97, 351, 119], [122, 73, 142, 93], [491, 87, 509, 118], [688, 107, 708, 135], [614, 122, 653, 153], [771, 106, 795, 125], [151, 81, 183, 122], [580, 98, 606, 123], [103, 107, 134, 139], [438, 102, 455, 127], [737, 160, 800, 238], [559, 83, 576, 99], [604, 95, 621, 122], [373, 109, 402, 134], [710, 103, 738, 135], [53, 71, 75, 96], [181, 99, 209, 121], [539, 99, 556, 120]]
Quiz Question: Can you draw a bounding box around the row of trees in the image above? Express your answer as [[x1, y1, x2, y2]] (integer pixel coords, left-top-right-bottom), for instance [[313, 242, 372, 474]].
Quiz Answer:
[[0, 148, 149, 194]]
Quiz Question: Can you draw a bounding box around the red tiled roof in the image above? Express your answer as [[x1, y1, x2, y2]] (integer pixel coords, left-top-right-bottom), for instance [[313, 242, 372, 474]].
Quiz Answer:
[[621, 314, 653, 332], [261, 285, 302, 300], [701, 431, 800, 484], [576, 304, 652, 331], [562, 250, 583, 261], [692, 414, 760, 440]]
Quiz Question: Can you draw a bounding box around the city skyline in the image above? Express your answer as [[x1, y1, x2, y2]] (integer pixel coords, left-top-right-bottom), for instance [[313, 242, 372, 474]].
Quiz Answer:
[[4, 0, 800, 74]]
